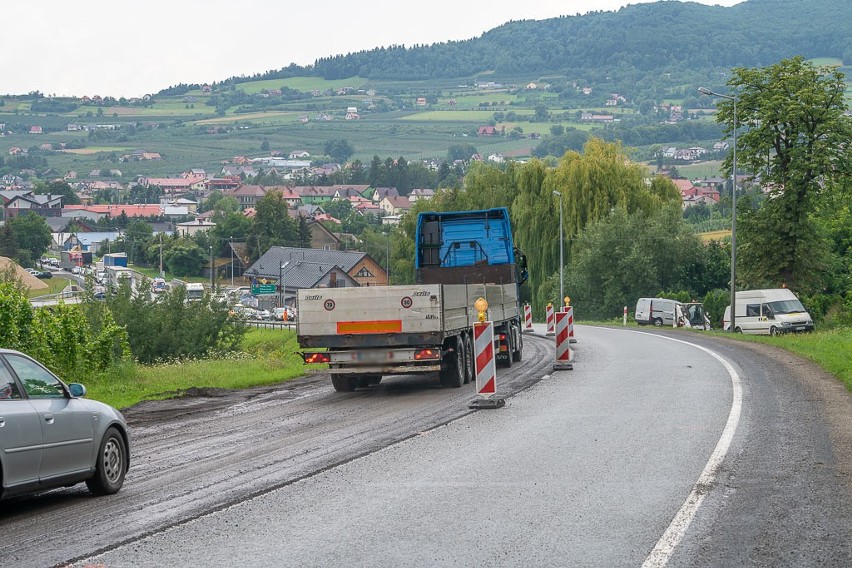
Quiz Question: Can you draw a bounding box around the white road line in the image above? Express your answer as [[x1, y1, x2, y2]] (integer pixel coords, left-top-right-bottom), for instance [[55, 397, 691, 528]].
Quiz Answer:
[[619, 331, 743, 567]]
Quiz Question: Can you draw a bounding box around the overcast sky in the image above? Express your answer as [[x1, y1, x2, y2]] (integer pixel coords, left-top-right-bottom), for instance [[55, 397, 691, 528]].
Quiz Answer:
[[3, 0, 741, 98]]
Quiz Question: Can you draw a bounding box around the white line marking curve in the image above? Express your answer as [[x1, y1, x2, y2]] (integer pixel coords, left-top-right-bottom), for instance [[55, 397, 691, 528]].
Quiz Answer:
[[614, 331, 743, 567]]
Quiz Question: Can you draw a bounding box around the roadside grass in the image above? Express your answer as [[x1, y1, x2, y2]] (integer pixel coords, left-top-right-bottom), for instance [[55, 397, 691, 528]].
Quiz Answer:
[[26, 277, 72, 298], [718, 328, 852, 391], [85, 329, 307, 409]]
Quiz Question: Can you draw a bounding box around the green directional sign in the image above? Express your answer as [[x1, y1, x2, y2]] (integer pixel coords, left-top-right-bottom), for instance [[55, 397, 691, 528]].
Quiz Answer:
[[251, 278, 277, 295]]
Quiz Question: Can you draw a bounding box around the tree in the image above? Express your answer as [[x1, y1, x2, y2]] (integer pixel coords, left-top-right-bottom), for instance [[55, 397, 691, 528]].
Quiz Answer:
[[719, 57, 850, 293], [163, 238, 206, 277], [324, 138, 355, 163], [8, 212, 52, 266], [34, 180, 80, 206], [246, 190, 298, 261], [563, 206, 708, 319]]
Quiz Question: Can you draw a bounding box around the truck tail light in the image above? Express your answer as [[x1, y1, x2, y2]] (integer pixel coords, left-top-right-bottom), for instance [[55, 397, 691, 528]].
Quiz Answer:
[[303, 352, 330, 364], [414, 348, 440, 360], [497, 333, 508, 352]]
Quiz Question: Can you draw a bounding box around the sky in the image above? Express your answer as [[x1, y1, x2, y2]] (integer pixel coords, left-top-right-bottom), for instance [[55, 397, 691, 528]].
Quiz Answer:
[[2, 0, 742, 99]]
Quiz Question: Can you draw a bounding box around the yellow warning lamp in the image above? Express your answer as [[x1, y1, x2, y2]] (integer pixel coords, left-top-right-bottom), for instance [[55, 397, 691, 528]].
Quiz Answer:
[[564, 296, 571, 308], [474, 297, 489, 322]]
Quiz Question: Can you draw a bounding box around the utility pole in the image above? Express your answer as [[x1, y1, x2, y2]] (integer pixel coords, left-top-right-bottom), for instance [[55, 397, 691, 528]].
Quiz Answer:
[[159, 233, 164, 278]]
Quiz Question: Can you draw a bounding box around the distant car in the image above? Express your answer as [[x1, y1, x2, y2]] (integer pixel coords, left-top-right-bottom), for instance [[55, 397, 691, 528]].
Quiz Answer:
[[36, 271, 52, 279], [71, 266, 82, 275], [0, 349, 130, 500], [255, 309, 272, 321]]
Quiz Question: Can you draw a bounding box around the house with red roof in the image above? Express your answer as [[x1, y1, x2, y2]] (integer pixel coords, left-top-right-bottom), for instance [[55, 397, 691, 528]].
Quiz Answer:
[[672, 178, 721, 208]]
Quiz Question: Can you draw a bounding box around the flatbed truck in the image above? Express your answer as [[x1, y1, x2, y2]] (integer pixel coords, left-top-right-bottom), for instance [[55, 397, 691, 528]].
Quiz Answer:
[[297, 207, 527, 392]]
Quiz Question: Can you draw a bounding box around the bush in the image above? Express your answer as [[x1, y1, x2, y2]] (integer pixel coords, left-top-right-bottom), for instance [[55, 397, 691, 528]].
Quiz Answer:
[[0, 280, 130, 383]]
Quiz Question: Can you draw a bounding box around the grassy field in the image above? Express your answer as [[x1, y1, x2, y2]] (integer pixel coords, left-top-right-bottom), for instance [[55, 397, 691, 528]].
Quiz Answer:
[[233, 76, 370, 95], [699, 230, 730, 242]]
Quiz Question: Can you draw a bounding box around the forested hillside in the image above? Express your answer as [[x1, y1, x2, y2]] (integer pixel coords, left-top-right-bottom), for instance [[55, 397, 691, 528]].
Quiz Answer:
[[244, 0, 847, 85]]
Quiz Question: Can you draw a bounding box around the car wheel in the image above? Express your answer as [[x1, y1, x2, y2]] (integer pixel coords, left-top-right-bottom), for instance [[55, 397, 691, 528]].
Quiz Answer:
[[653, 318, 663, 327], [331, 376, 356, 392], [770, 326, 779, 336], [86, 427, 127, 496]]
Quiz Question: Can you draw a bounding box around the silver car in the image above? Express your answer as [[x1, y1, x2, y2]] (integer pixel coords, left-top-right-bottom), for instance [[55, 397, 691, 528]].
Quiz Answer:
[[0, 349, 130, 499]]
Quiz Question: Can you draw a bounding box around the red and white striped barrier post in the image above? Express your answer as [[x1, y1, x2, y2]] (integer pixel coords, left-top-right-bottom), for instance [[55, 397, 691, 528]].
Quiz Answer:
[[545, 303, 555, 336], [469, 298, 504, 409], [523, 303, 534, 333], [554, 311, 574, 371], [623, 305, 628, 326], [567, 305, 577, 344]]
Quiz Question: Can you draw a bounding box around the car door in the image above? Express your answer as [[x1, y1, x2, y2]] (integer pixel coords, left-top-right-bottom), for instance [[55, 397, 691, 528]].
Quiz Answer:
[[4, 354, 95, 482], [0, 359, 42, 489]]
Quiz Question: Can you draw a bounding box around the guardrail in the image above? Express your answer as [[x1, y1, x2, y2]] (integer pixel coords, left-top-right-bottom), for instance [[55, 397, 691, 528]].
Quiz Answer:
[[30, 288, 85, 307], [243, 320, 297, 330]]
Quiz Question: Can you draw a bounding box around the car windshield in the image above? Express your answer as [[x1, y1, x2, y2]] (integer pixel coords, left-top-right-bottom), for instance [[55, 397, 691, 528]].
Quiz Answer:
[[767, 299, 806, 315]]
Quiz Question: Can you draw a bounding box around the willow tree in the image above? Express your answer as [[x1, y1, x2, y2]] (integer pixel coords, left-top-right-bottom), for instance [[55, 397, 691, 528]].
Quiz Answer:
[[549, 138, 679, 239], [512, 139, 679, 311], [718, 57, 850, 293], [510, 159, 554, 309]]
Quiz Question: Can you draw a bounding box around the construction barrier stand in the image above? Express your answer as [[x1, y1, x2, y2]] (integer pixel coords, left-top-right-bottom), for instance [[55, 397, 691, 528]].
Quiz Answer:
[[523, 303, 534, 332], [567, 305, 577, 344], [546, 304, 555, 336], [469, 321, 504, 409], [554, 311, 574, 371]]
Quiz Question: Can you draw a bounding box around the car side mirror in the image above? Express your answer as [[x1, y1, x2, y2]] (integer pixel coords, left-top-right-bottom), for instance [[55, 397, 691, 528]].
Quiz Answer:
[[68, 383, 87, 398]]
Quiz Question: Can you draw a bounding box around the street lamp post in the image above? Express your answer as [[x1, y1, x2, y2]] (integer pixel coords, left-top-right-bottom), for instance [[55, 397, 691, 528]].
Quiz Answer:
[[699, 86, 738, 333], [552, 190, 564, 309], [230, 236, 234, 286], [279, 260, 290, 308]]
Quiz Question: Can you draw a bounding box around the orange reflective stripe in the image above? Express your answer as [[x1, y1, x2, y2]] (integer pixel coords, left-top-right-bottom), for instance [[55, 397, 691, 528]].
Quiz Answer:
[[337, 320, 402, 334]]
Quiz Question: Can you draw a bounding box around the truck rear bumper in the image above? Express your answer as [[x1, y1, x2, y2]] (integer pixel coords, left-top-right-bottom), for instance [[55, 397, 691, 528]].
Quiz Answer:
[[326, 363, 442, 375]]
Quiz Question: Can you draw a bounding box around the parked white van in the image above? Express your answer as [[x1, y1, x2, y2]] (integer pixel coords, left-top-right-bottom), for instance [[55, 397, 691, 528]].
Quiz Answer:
[[723, 289, 814, 335], [635, 298, 680, 327]]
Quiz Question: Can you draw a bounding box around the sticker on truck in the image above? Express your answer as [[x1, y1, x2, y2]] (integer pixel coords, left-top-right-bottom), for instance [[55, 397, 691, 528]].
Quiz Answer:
[[337, 320, 403, 334]]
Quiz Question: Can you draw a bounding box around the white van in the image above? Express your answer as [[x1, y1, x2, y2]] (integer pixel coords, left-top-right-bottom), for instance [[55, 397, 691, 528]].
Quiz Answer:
[[635, 298, 680, 327], [723, 289, 814, 335]]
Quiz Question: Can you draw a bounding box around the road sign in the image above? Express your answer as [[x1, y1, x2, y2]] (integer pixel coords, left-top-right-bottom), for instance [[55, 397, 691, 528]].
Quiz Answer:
[[251, 278, 277, 295]]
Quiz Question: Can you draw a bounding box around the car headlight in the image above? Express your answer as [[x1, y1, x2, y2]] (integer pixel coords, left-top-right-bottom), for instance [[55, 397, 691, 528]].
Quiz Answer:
[[781, 322, 791, 327]]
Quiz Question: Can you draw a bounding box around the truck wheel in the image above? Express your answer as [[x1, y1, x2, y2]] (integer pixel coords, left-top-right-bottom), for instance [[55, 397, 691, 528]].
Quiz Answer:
[[513, 325, 523, 362], [331, 376, 356, 392], [502, 329, 514, 368], [439, 337, 465, 388], [463, 334, 474, 384]]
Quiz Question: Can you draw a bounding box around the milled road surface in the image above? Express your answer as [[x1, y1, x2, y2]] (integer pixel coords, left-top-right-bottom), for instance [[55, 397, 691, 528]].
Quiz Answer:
[[0, 332, 554, 567], [2, 326, 850, 567]]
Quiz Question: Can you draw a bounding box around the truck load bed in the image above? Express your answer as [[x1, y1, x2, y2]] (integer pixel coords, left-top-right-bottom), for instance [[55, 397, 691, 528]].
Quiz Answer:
[[297, 283, 518, 350]]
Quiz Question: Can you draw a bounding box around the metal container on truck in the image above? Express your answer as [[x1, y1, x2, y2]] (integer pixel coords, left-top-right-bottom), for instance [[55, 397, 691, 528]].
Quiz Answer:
[[298, 207, 528, 392]]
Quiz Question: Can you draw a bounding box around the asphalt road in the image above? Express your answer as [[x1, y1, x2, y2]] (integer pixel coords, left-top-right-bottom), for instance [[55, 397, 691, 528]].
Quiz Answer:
[[2, 325, 850, 567]]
